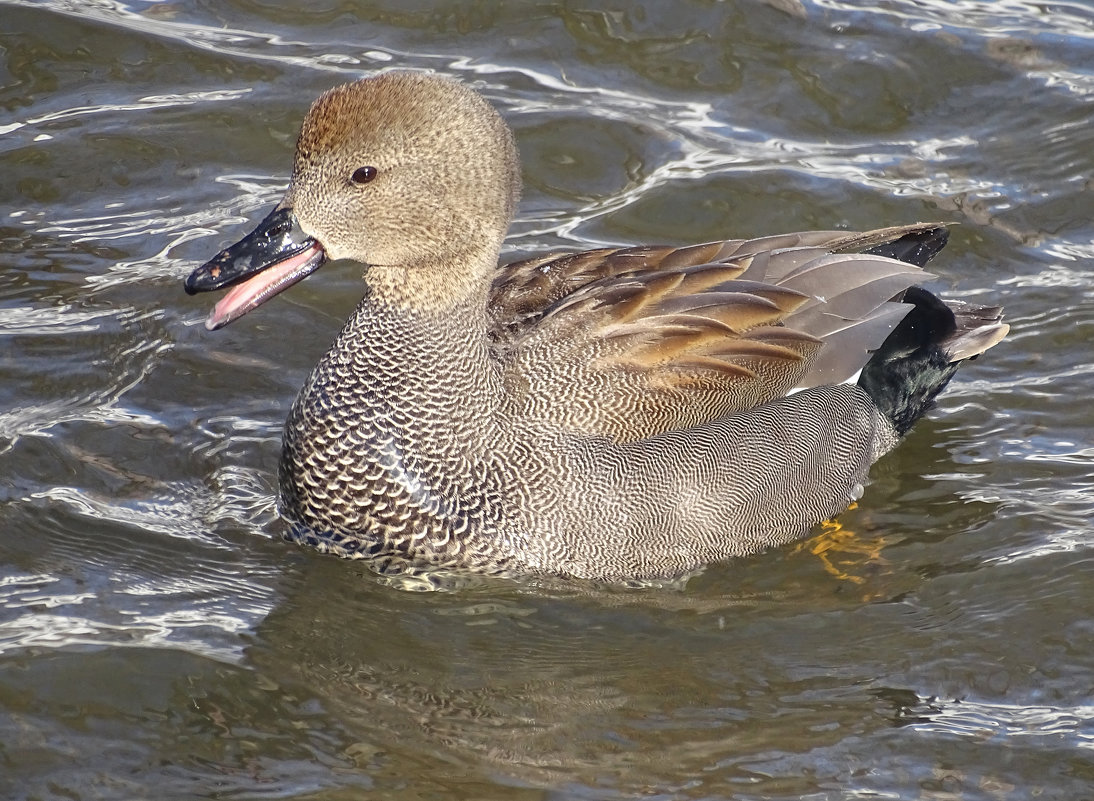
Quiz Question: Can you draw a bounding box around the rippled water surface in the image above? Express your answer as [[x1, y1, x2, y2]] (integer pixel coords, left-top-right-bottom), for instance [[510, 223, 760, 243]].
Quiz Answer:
[[3, 1, 1094, 798]]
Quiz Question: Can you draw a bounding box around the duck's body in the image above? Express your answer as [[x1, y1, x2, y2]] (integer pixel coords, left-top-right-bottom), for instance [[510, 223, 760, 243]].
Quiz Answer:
[[186, 73, 1008, 581]]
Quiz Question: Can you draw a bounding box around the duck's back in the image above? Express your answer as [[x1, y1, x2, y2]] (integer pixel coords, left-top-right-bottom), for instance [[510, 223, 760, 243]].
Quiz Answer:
[[489, 224, 951, 442]]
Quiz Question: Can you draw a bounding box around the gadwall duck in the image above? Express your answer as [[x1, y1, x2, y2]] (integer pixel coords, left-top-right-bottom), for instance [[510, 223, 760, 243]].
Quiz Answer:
[[186, 72, 1008, 582]]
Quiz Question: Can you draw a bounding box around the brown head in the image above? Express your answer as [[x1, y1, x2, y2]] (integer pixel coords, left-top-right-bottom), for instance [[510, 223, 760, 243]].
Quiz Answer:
[[290, 73, 520, 275], [186, 72, 522, 326]]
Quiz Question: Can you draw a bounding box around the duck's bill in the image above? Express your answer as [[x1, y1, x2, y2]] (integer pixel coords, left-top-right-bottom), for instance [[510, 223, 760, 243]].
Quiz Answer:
[[184, 206, 327, 331]]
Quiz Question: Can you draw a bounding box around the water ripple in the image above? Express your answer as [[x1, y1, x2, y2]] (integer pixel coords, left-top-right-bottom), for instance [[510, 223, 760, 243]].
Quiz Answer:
[[2, 0, 1093, 797], [904, 695, 1094, 745]]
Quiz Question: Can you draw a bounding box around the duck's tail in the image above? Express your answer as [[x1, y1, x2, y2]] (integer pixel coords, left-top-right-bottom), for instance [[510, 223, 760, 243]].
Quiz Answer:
[[858, 230, 1009, 436]]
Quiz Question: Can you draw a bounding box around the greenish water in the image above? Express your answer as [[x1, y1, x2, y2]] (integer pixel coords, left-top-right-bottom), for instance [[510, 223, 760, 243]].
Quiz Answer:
[[2, 1, 1093, 798]]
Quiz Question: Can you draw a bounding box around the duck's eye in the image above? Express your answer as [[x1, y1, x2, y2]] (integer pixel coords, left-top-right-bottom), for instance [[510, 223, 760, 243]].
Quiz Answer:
[[351, 166, 377, 185]]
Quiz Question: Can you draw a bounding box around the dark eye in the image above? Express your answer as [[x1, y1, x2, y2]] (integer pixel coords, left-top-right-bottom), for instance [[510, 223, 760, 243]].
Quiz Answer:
[[351, 166, 377, 185]]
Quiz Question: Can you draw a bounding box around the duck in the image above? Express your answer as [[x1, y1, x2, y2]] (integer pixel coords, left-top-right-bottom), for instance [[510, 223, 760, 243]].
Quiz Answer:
[[185, 72, 1008, 582]]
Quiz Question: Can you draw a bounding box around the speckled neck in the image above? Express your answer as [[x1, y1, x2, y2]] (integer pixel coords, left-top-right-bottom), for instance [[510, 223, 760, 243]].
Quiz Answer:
[[277, 283, 518, 571], [360, 253, 502, 315]]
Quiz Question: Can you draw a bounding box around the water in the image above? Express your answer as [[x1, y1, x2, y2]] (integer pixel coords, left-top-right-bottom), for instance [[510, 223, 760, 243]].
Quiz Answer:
[[2, 1, 1093, 798]]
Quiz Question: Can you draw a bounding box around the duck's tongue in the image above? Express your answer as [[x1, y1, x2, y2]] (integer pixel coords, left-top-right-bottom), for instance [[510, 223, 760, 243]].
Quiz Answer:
[[184, 206, 327, 330], [205, 243, 325, 330]]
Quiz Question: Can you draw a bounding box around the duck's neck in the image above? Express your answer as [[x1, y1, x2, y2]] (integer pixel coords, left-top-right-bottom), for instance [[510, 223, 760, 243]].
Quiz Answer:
[[278, 272, 508, 552], [291, 280, 501, 442]]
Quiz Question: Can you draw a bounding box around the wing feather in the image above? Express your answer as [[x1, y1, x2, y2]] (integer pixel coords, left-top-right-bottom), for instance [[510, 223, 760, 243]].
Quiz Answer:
[[490, 224, 948, 441]]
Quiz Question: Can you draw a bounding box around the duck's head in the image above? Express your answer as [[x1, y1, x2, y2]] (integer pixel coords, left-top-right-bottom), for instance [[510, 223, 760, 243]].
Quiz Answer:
[[185, 72, 521, 329]]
